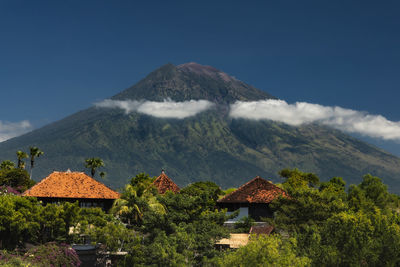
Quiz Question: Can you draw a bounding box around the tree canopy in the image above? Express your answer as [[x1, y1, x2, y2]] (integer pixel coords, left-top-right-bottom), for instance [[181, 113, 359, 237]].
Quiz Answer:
[[1, 168, 400, 266]]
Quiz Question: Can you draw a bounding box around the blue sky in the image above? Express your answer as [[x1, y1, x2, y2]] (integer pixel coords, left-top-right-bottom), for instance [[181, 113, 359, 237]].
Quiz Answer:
[[1, 1, 400, 154]]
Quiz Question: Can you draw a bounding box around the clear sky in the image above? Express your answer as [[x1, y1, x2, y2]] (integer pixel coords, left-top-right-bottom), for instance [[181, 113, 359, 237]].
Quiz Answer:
[[1, 1, 400, 153]]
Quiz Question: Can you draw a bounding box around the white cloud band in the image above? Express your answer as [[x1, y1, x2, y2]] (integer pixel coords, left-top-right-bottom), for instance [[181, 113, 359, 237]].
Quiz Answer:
[[95, 99, 214, 119], [95, 98, 400, 141], [230, 99, 400, 141], [0, 120, 32, 142]]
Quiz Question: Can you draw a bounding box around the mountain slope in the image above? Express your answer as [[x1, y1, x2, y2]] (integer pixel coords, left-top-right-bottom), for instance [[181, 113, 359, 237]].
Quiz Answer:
[[1, 63, 400, 192]]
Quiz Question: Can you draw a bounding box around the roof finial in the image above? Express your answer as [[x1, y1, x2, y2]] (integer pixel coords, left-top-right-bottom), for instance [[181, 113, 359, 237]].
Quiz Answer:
[[161, 168, 166, 174], [66, 168, 71, 173]]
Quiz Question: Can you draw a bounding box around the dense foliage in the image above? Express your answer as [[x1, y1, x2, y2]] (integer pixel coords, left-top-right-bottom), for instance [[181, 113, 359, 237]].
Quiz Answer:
[[2, 169, 400, 266], [111, 174, 230, 266], [0, 167, 34, 192], [210, 235, 311, 267], [268, 168, 400, 266]]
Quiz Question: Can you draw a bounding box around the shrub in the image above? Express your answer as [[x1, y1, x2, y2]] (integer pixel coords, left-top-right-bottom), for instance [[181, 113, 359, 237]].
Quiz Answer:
[[24, 242, 81, 267], [0, 250, 39, 267]]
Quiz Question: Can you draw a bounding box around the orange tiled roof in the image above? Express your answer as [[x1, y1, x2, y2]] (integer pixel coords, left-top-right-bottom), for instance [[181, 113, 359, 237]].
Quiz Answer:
[[217, 176, 288, 204], [153, 172, 180, 194], [22, 171, 120, 199]]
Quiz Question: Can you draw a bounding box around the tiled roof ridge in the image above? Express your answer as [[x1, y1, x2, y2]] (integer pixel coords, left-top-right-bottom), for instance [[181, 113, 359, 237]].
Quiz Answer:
[[154, 173, 179, 186], [23, 171, 120, 199], [218, 176, 264, 202], [153, 172, 180, 194], [217, 176, 287, 203]]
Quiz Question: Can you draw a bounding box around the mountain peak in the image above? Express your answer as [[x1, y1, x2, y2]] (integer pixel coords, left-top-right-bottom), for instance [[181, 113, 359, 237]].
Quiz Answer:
[[112, 63, 274, 103], [177, 62, 236, 83]]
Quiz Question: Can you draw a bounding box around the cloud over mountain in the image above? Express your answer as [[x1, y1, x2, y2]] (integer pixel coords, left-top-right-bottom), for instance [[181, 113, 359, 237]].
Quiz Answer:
[[0, 120, 32, 142], [95, 99, 214, 119], [230, 99, 400, 141], [97, 98, 400, 141]]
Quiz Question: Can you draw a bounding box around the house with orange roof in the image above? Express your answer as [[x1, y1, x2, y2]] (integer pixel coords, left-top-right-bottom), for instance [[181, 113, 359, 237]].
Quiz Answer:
[[152, 170, 180, 194], [217, 176, 288, 222], [23, 171, 120, 211]]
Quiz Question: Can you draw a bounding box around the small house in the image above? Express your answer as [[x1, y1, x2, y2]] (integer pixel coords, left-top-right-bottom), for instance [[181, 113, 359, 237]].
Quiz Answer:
[[22, 171, 120, 211], [217, 176, 288, 222], [152, 171, 180, 194]]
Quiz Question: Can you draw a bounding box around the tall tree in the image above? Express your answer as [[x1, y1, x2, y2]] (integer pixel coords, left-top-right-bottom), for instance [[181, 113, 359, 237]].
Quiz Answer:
[[84, 157, 104, 178], [0, 168, 34, 191], [29, 146, 44, 179], [0, 160, 15, 171], [279, 168, 320, 190], [111, 173, 164, 226], [16, 151, 28, 169]]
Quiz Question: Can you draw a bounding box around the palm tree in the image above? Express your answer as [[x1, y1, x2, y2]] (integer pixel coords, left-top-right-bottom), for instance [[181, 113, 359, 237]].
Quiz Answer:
[[29, 146, 44, 178], [16, 150, 28, 169], [110, 178, 166, 226], [111, 186, 143, 225], [84, 157, 104, 177], [110, 184, 165, 225], [0, 160, 15, 171]]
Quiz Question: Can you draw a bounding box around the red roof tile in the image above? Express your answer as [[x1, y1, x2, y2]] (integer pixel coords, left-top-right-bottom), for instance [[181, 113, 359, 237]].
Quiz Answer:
[[22, 171, 120, 199], [250, 225, 274, 235], [153, 172, 180, 194], [217, 176, 288, 204]]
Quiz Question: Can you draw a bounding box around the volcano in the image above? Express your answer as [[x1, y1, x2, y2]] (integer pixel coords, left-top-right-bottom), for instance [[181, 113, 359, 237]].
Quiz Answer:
[[1, 62, 400, 192]]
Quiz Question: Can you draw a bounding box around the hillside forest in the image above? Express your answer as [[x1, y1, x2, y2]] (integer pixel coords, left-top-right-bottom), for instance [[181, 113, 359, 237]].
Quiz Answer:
[[1, 155, 400, 266]]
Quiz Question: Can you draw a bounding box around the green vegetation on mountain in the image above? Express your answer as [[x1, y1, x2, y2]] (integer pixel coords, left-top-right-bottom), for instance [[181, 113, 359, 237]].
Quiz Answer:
[[1, 63, 400, 193]]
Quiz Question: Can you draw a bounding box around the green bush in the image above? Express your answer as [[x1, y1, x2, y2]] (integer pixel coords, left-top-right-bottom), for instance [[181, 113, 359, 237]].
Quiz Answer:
[[211, 234, 310, 267]]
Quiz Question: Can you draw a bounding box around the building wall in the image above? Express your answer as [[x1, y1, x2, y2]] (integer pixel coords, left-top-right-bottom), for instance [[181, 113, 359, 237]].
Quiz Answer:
[[217, 202, 274, 222], [248, 203, 273, 221], [37, 197, 115, 211]]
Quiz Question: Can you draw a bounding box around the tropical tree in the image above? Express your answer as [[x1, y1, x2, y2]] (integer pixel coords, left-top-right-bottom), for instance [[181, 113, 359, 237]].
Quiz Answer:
[[111, 173, 165, 226], [16, 150, 28, 169], [29, 146, 44, 178], [348, 174, 398, 211], [139, 183, 230, 266], [279, 168, 320, 190], [84, 157, 104, 178], [213, 234, 311, 267], [111, 185, 143, 225], [0, 160, 15, 171], [0, 168, 34, 191]]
